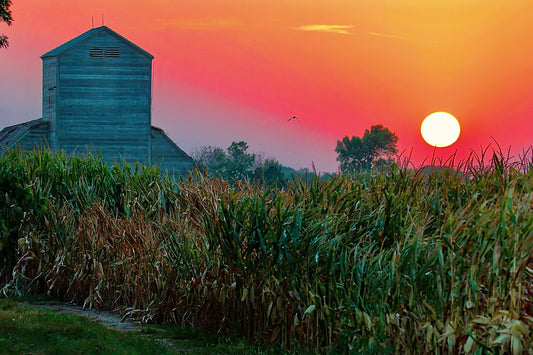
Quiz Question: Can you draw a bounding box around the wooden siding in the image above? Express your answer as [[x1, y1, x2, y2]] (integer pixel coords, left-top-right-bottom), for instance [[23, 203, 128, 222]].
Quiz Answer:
[[42, 58, 57, 121], [42, 58, 57, 149], [51, 30, 152, 163], [151, 128, 194, 177]]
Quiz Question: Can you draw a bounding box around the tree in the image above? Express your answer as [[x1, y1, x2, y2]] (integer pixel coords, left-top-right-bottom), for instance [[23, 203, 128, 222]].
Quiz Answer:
[[223, 141, 256, 181], [192, 141, 257, 182], [335, 124, 398, 172], [191, 145, 226, 176], [253, 158, 287, 187], [0, 0, 13, 49]]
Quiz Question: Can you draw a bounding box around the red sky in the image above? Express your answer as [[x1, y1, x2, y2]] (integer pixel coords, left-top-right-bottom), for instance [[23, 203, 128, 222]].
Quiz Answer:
[[1, 0, 532, 172]]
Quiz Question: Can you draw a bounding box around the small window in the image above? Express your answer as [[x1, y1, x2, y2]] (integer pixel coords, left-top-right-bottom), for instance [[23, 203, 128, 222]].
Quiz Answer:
[[89, 47, 104, 57], [105, 47, 120, 57]]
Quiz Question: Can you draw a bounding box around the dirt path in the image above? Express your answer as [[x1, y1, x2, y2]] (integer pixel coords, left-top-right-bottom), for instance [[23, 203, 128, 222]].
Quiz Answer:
[[23, 301, 142, 332], [20, 301, 205, 352]]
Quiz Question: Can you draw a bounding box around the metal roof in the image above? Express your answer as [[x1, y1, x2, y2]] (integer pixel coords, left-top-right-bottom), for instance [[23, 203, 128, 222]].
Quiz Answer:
[[41, 26, 154, 59], [151, 126, 195, 162], [0, 118, 48, 153]]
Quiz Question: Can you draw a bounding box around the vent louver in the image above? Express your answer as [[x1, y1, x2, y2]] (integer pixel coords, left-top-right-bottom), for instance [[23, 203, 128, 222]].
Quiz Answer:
[[89, 47, 121, 58], [105, 47, 120, 57], [89, 47, 104, 57]]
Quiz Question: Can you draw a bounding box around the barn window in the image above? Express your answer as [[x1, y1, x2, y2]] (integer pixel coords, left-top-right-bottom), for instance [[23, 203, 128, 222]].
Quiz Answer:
[[89, 47, 104, 57], [105, 47, 120, 57]]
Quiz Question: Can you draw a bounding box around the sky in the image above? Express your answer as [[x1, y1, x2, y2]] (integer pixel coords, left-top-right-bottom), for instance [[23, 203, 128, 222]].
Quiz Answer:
[[1, 0, 532, 172]]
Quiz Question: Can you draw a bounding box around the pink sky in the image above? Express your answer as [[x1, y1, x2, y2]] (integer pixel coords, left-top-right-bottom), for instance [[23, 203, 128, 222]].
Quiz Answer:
[[1, 0, 532, 172]]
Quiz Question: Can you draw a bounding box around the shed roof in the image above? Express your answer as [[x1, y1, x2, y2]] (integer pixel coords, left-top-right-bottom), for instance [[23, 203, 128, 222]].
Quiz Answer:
[[151, 126, 195, 163], [41, 26, 154, 59], [0, 118, 48, 152]]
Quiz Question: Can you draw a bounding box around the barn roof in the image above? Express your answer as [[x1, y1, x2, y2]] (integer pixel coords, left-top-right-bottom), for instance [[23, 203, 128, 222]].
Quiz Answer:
[[0, 118, 47, 152], [41, 26, 154, 59], [151, 126, 195, 162]]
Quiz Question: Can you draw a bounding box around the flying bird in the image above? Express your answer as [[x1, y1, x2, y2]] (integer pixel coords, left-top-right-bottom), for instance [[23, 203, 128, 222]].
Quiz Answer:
[[288, 116, 298, 121]]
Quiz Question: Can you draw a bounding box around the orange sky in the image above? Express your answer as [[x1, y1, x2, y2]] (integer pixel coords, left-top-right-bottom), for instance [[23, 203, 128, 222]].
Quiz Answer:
[[1, 0, 532, 171]]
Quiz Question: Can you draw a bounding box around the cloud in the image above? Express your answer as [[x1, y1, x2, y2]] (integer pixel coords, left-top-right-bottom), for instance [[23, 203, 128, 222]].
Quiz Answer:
[[295, 25, 407, 41], [368, 32, 407, 41], [157, 18, 240, 31], [296, 25, 353, 35]]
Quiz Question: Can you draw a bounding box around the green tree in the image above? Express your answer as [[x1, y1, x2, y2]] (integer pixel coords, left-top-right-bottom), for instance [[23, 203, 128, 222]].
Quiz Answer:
[[192, 141, 257, 182], [253, 158, 286, 187], [223, 141, 256, 181], [336, 124, 398, 172], [0, 0, 13, 49], [192, 145, 226, 176]]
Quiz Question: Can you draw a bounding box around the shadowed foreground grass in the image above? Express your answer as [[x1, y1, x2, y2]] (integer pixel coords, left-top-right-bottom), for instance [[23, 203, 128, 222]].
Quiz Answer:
[[0, 298, 174, 354], [0, 298, 272, 354]]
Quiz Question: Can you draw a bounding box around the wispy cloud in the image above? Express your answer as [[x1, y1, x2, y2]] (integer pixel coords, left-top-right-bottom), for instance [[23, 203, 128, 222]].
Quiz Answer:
[[296, 25, 353, 35], [157, 17, 240, 31], [368, 32, 407, 41], [295, 25, 406, 41]]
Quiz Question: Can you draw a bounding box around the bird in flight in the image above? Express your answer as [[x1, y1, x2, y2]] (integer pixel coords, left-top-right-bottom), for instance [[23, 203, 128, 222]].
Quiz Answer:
[[288, 116, 298, 121]]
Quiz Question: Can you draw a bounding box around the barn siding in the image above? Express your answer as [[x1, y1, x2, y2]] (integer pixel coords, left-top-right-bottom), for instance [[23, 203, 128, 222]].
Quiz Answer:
[[42, 58, 57, 149], [52, 30, 152, 163]]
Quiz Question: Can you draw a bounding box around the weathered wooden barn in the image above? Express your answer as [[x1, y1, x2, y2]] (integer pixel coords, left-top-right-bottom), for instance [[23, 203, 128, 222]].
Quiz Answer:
[[0, 26, 194, 176]]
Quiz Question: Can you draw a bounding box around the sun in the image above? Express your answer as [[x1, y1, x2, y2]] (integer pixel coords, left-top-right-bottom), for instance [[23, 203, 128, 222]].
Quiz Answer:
[[421, 112, 461, 147]]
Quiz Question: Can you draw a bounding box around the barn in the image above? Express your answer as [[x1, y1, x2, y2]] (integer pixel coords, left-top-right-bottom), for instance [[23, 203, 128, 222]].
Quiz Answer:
[[0, 26, 194, 177]]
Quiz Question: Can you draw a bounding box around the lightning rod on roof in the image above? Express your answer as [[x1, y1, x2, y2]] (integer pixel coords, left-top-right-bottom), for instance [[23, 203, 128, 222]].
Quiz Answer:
[[102, 13, 104, 26], [92, 16, 94, 29]]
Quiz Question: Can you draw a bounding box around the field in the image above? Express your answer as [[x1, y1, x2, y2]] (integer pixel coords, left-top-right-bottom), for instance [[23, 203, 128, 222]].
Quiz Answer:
[[1, 148, 532, 353]]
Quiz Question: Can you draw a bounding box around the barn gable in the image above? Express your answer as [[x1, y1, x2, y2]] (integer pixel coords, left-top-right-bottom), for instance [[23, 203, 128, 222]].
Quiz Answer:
[[41, 26, 154, 60]]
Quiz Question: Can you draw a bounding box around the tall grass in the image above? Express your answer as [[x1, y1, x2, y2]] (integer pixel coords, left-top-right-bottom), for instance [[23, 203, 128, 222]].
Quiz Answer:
[[1, 147, 532, 353]]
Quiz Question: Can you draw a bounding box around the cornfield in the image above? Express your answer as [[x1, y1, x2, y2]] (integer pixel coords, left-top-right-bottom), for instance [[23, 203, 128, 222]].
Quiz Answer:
[[1, 147, 532, 353]]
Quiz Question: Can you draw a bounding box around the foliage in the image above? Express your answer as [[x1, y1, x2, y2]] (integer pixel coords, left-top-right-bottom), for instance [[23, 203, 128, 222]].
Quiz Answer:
[[253, 158, 287, 187], [336, 124, 398, 172], [0, 149, 48, 284], [0, 147, 532, 353], [192, 141, 256, 182], [193, 141, 292, 187], [0, 0, 13, 49], [191, 145, 226, 176], [224, 141, 257, 181]]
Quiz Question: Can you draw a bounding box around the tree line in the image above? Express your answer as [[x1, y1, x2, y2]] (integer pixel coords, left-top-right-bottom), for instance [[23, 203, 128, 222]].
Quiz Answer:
[[192, 124, 398, 186], [192, 141, 305, 187]]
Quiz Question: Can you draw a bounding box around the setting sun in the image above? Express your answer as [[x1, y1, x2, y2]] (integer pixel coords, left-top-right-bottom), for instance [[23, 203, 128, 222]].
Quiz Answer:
[[421, 112, 461, 148]]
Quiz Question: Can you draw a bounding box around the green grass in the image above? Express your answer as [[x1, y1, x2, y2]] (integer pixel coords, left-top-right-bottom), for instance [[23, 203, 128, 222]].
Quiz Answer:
[[0, 298, 175, 354], [0, 297, 274, 354]]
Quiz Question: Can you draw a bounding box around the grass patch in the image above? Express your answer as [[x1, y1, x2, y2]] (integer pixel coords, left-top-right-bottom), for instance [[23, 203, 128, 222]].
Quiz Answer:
[[0, 298, 272, 354], [0, 298, 176, 354], [140, 324, 285, 354]]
